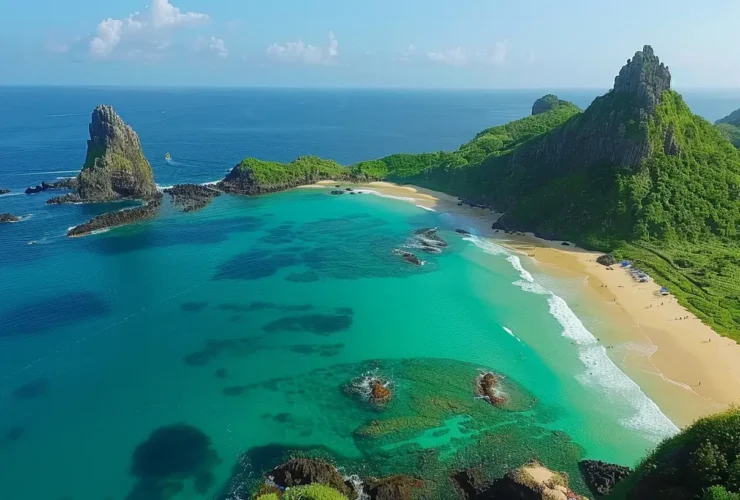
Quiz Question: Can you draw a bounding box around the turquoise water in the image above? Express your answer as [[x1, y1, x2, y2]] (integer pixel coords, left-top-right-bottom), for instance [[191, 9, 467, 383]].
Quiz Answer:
[[0, 87, 710, 499], [1, 189, 677, 499]]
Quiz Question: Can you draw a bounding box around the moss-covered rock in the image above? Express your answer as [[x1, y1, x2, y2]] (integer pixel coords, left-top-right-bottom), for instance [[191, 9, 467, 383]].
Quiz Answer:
[[76, 105, 157, 202]]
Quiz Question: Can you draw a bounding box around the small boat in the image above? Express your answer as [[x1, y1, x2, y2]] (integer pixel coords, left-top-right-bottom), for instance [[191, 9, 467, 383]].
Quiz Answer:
[[164, 152, 172, 161]]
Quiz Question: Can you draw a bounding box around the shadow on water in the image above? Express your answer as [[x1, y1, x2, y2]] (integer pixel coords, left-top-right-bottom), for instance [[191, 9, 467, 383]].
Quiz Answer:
[[1, 291, 110, 337], [81, 216, 263, 255], [12, 378, 49, 401], [126, 423, 221, 500]]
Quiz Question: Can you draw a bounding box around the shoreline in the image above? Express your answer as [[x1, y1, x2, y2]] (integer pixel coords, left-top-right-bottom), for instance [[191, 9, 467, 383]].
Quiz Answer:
[[301, 180, 740, 428]]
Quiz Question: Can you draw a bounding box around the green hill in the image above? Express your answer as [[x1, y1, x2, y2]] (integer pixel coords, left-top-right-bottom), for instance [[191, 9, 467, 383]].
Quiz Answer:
[[716, 108, 740, 148], [609, 408, 740, 500]]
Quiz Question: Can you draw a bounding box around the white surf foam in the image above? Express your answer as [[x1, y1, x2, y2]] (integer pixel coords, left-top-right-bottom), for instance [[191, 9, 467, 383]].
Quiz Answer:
[[464, 235, 679, 440], [462, 234, 508, 256], [354, 188, 417, 203], [503, 326, 522, 343], [415, 204, 436, 211]]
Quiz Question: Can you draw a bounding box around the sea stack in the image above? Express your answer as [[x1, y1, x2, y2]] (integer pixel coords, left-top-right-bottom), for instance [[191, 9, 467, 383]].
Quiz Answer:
[[76, 105, 157, 202]]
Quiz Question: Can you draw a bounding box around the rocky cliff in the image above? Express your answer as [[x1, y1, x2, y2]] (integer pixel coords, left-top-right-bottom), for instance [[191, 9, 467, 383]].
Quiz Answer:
[[76, 105, 157, 202]]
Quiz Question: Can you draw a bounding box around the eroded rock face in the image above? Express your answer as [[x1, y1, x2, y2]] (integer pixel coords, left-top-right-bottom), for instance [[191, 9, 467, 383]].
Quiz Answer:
[[578, 460, 631, 497], [76, 105, 157, 202], [480, 462, 588, 500], [269, 458, 355, 498], [364, 475, 424, 500], [613, 45, 671, 114]]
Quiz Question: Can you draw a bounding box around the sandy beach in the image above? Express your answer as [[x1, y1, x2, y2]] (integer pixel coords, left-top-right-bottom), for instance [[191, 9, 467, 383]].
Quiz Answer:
[[302, 180, 740, 427]]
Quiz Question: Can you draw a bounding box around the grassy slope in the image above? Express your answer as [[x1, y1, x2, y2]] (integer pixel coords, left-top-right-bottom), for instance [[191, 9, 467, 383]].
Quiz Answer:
[[608, 409, 740, 499]]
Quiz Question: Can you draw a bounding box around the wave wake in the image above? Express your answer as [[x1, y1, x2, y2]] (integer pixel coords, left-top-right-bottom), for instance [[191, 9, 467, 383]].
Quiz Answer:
[[465, 235, 679, 440]]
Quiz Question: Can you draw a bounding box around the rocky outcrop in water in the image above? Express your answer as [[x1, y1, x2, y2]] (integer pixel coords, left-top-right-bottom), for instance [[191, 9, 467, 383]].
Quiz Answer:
[[363, 475, 424, 500], [476, 372, 506, 406], [0, 189, 10, 195], [269, 458, 356, 498], [0, 213, 21, 223], [578, 460, 631, 497], [75, 105, 157, 202], [392, 249, 423, 266], [25, 179, 77, 195], [163, 184, 221, 212], [67, 194, 162, 237]]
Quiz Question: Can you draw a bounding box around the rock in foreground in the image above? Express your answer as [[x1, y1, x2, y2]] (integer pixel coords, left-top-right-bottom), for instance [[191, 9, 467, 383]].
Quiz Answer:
[[163, 184, 221, 212], [578, 460, 631, 497], [76, 105, 157, 202], [363, 475, 423, 500], [67, 194, 162, 237], [269, 458, 355, 498], [455, 462, 588, 500], [0, 213, 21, 223]]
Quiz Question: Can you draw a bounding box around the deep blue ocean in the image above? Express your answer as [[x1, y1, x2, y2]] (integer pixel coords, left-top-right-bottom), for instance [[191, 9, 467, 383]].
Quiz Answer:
[[1, 87, 739, 500]]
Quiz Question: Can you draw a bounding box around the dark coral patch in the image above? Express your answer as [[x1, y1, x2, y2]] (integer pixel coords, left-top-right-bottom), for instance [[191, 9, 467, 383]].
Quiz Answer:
[[214, 250, 299, 281], [262, 314, 352, 336], [181, 302, 209, 313]]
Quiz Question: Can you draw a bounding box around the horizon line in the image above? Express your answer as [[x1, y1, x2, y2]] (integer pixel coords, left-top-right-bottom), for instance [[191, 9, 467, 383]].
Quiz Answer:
[[2, 83, 740, 92]]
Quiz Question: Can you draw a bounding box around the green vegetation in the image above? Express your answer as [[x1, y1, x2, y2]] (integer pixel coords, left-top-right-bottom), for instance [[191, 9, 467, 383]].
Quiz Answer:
[[716, 123, 740, 148], [235, 156, 347, 187], [609, 409, 740, 499], [715, 107, 740, 149], [283, 484, 348, 500], [346, 97, 581, 184]]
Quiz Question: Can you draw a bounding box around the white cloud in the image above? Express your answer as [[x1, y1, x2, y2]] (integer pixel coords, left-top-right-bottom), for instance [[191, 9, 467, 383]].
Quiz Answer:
[[46, 40, 71, 54], [400, 44, 416, 61], [196, 36, 228, 59], [89, 0, 208, 60], [428, 41, 509, 67], [266, 31, 339, 65], [427, 46, 468, 66], [477, 41, 508, 66]]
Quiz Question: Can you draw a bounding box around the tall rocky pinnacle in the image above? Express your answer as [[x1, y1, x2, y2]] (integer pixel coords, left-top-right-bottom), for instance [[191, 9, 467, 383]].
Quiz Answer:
[[612, 45, 671, 114], [76, 105, 157, 202]]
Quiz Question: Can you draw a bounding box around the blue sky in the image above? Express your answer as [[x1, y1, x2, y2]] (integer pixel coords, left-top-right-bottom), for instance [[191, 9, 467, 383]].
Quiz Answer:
[[2, 0, 739, 88]]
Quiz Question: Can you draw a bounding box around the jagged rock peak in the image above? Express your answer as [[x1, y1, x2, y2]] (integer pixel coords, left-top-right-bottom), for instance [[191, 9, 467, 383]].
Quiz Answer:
[[77, 105, 157, 201], [532, 94, 562, 115], [613, 45, 671, 114]]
